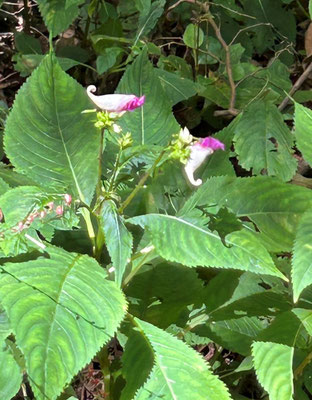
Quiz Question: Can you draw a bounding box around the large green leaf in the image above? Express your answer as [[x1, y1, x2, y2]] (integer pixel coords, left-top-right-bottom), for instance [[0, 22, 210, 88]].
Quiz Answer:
[[154, 69, 198, 106], [117, 50, 179, 145], [180, 176, 312, 251], [196, 316, 265, 356], [101, 200, 133, 286], [0, 246, 127, 400], [129, 214, 286, 279], [0, 307, 10, 342], [252, 342, 294, 400], [125, 262, 204, 328], [133, 318, 231, 400], [4, 54, 99, 205], [37, 0, 84, 37], [234, 100, 297, 181], [134, 0, 165, 46], [292, 211, 312, 302], [0, 340, 23, 400], [294, 102, 312, 167], [210, 290, 292, 321], [121, 325, 154, 400]]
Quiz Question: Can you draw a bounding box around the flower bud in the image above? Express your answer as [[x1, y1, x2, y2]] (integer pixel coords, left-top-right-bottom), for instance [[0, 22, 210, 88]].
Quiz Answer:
[[55, 205, 64, 216], [64, 194, 72, 206]]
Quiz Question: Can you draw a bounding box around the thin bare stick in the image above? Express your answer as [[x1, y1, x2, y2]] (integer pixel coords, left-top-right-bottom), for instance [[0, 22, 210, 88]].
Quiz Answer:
[[167, 0, 195, 13], [230, 22, 272, 46], [207, 14, 238, 114], [278, 62, 312, 111]]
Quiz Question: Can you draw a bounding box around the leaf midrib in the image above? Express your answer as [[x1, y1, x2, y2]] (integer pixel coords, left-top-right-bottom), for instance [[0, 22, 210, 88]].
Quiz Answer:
[[43, 253, 82, 393], [51, 58, 85, 202]]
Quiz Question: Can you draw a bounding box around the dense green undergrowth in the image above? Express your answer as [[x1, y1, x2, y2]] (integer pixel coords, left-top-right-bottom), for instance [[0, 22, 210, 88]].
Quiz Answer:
[[1, 0, 312, 399]]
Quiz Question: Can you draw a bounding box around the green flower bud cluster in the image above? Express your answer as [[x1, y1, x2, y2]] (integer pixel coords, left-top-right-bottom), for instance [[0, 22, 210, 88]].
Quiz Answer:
[[118, 132, 133, 149], [169, 127, 193, 164]]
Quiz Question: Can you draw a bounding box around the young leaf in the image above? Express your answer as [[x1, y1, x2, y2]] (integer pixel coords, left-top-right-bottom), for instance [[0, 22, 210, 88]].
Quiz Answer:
[[117, 49, 179, 145], [4, 54, 99, 205], [37, 0, 84, 37], [234, 100, 297, 181], [133, 318, 231, 400], [0, 246, 127, 400], [252, 341, 294, 400], [294, 102, 312, 167], [292, 211, 312, 302], [183, 23, 204, 48], [129, 214, 286, 279], [0, 340, 23, 400], [101, 200, 133, 286]]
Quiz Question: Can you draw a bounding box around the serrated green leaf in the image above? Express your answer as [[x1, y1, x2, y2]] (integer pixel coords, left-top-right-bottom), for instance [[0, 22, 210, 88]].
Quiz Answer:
[[196, 316, 265, 356], [0, 163, 37, 187], [234, 100, 297, 181], [252, 341, 294, 400], [292, 211, 312, 302], [129, 214, 286, 279], [125, 262, 204, 328], [295, 102, 312, 167], [0, 307, 10, 342], [0, 246, 127, 400], [310, 0, 312, 19], [4, 54, 99, 205], [210, 290, 292, 321], [154, 69, 198, 105], [292, 309, 312, 336], [0, 340, 23, 400], [96, 47, 123, 74], [257, 311, 302, 347], [180, 176, 312, 251], [121, 325, 154, 400], [117, 50, 179, 145], [37, 0, 84, 37], [134, 0, 165, 46], [133, 318, 231, 400], [101, 200, 133, 286]]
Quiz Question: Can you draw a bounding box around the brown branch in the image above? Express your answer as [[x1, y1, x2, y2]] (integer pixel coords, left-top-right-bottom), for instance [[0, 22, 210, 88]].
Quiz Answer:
[[278, 62, 312, 111], [206, 14, 238, 116], [166, 0, 195, 13]]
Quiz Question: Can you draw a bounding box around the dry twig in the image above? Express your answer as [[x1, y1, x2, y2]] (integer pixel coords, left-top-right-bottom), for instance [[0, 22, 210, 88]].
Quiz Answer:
[[278, 62, 312, 111]]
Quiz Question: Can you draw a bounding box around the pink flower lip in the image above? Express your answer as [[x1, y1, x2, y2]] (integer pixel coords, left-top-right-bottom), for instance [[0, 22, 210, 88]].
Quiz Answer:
[[198, 137, 225, 151], [124, 95, 145, 111], [87, 85, 145, 113]]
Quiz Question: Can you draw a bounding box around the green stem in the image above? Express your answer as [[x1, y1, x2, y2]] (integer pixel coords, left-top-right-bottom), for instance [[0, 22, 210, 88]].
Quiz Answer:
[[295, 351, 312, 378], [96, 128, 105, 199], [108, 146, 122, 192], [119, 150, 166, 214], [94, 222, 105, 262], [296, 0, 310, 18], [81, 208, 96, 249], [98, 345, 111, 400], [122, 250, 154, 288]]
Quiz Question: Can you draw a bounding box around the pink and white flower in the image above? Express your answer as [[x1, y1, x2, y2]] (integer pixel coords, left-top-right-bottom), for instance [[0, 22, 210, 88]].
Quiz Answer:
[[184, 137, 225, 186], [87, 85, 145, 113]]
